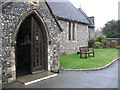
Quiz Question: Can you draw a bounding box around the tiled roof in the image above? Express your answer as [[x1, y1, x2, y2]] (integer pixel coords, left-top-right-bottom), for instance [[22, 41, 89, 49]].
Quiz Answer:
[[48, 0, 89, 24], [79, 8, 88, 18], [79, 8, 95, 28]]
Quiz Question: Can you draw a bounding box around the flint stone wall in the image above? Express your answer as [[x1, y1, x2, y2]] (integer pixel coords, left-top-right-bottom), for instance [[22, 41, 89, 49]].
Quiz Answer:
[[58, 20, 88, 55], [88, 27, 95, 40], [1, 2, 61, 83]]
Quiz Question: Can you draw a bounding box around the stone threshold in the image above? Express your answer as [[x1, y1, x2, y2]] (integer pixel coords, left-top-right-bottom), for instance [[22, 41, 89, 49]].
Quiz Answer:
[[60, 57, 120, 71], [17, 71, 58, 85]]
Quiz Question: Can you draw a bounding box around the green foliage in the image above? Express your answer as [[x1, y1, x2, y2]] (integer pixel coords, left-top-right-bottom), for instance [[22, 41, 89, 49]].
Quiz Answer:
[[88, 40, 95, 48], [96, 35, 106, 42], [111, 40, 118, 48], [118, 20, 120, 38], [102, 20, 119, 38], [101, 39, 106, 45], [94, 42, 103, 47], [105, 40, 111, 47], [116, 46, 120, 49]]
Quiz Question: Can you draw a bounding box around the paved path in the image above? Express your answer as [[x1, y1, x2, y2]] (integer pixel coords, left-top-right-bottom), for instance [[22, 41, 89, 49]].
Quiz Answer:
[[4, 61, 118, 88]]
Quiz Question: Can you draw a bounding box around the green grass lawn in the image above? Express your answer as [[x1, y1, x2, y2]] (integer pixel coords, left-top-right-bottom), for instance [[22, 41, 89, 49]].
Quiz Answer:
[[60, 49, 118, 69]]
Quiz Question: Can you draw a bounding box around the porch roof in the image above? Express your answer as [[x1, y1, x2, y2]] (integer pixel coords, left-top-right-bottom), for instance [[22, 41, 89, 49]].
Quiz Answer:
[[48, 0, 89, 24]]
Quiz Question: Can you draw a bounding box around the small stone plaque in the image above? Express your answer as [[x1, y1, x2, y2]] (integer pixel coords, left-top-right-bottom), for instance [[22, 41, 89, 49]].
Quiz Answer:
[[28, 0, 39, 7]]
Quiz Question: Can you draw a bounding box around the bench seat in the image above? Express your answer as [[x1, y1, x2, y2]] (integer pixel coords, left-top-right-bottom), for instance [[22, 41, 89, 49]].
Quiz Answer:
[[79, 47, 94, 59]]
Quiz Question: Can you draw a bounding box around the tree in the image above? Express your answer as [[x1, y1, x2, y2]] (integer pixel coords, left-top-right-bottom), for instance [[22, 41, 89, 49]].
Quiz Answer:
[[102, 20, 119, 38]]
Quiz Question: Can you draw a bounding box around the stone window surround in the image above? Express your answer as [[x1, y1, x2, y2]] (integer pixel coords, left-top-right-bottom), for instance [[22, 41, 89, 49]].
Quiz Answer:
[[67, 22, 77, 42]]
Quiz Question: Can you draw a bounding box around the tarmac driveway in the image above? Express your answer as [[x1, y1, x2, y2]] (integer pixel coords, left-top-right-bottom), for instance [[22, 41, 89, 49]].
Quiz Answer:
[[4, 61, 118, 88]]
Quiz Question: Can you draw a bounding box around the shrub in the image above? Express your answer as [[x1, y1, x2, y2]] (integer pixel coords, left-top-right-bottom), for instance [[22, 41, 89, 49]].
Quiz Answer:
[[111, 40, 118, 48], [101, 39, 105, 45], [105, 40, 111, 47], [94, 42, 103, 47], [96, 35, 106, 42], [88, 40, 95, 48], [102, 46, 109, 49], [116, 46, 120, 49], [93, 45, 100, 49]]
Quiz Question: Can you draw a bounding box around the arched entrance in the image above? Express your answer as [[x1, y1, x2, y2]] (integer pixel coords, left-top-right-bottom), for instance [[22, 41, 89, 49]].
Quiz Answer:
[[16, 12, 48, 77]]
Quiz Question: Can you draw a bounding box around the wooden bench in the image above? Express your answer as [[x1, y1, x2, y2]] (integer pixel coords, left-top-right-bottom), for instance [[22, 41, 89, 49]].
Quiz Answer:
[[79, 47, 94, 59]]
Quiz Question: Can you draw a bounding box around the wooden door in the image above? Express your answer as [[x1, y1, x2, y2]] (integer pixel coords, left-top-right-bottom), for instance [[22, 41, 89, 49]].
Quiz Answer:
[[31, 16, 45, 73]]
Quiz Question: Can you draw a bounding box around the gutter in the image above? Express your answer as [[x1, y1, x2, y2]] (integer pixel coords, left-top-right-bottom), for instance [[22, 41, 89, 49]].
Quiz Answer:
[[88, 25, 95, 28], [57, 16, 89, 25]]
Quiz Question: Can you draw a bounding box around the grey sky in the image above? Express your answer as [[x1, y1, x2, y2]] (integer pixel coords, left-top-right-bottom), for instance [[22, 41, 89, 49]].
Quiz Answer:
[[69, 0, 119, 29]]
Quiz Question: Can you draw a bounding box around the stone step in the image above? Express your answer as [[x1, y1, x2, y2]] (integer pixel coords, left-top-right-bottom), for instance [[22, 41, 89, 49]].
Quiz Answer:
[[17, 71, 58, 85]]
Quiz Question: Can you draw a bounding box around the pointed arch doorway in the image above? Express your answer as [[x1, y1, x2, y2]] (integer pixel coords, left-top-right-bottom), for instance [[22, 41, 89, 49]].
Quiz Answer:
[[16, 12, 48, 77]]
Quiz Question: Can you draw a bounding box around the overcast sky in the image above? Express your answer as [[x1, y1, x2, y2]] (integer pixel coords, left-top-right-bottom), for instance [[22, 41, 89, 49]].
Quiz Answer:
[[69, 0, 119, 29]]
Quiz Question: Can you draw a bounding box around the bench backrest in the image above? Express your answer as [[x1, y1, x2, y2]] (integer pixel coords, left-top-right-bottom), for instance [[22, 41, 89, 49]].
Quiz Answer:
[[79, 47, 89, 52]]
